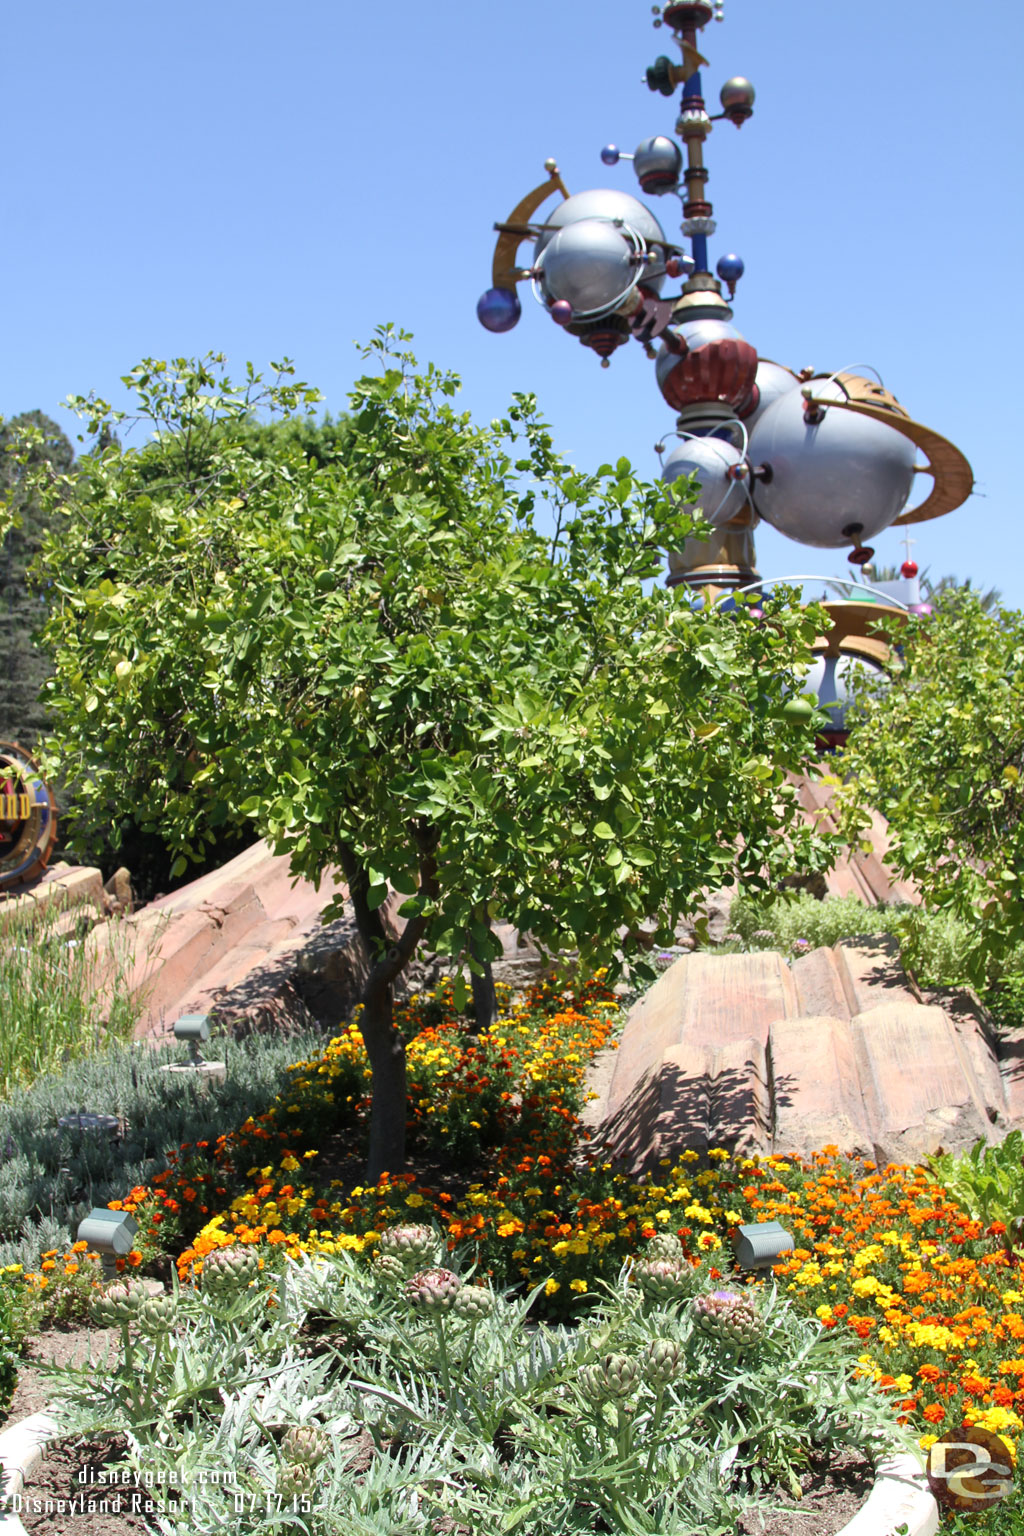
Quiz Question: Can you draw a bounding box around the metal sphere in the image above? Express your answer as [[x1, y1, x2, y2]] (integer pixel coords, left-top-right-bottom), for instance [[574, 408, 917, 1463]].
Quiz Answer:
[[798, 652, 886, 736], [655, 319, 758, 414], [901, 559, 919, 578], [720, 76, 756, 110], [600, 144, 620, 165], [551, 299, 573, 325], [633, 134, 682, 194], [737, 359, 801, 428], [536, 218, 641, 318], [716, 252, 745, 283], [661, 436, 751, 528], [535, 188, 666, 257], [747, 379, 917, 548], [476, 287, 522, 334]]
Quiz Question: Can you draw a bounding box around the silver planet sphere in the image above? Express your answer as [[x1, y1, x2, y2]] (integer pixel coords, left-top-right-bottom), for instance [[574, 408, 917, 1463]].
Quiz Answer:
[[720, 76, 756, 110], [799, 652, 886, 734], [661, 435, 751, 527], [535, 188, 668, 291], [536, 218, 642, 317], [739, 359, 801, 431], [747, 379, 917, 548], [633, 134, 683, 193]]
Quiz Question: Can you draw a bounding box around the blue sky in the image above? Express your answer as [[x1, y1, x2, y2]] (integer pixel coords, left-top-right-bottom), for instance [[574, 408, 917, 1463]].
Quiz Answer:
[[4, 1, 1021, 604]]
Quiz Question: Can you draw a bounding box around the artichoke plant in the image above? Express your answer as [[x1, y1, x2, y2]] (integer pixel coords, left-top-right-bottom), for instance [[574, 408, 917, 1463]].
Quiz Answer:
[[281, 1424, 330, 1468], [452, 1283, 495, 1322], [577, 1352, 641, 1403], [633, 1255, 691, 1303], [405, 1267, 462, 1312], [378, 1223, 441, 1273], [201, 1244, 261, 1292], [644, 1337, 684, 1387], [645, 1231, 685, 1262], [692, 1288, 763, 1349], [136, 1292, 176, 1334], [276, 1461, 314, 1503], [90, 1281, 148, 1327]]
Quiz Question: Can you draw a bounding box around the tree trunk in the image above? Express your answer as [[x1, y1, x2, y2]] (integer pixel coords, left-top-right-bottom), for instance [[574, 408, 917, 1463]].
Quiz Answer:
[[338, 837, 435, 1182], [469, 957, 497, 1035], [360, 982, 408, 1181]]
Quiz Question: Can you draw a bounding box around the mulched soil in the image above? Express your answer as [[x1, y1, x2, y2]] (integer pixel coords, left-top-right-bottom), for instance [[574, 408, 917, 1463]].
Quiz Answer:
[[734, 1447, 877, 1536]]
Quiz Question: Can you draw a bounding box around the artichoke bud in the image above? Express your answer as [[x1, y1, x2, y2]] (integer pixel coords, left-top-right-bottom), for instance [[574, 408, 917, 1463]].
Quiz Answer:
[[580, 1352, 640, 1401], [281, 1424, 329, 1468], [276, 1462, 313, 1502], [645, 1337, 684, 1386], [136, 1292, 176, 1333], [372, 1252, 406, 1285], [693, 1288, 763, 1347], [405, 1266, 462, 1312], [452, 1283, 495, 1321], [90, 1281, 148, 1327], [646, 1231, 685, 1261], [201, 1244, 261, 1291], [379, 1223, 442, 1273], [633, 1256, 691, 1302]]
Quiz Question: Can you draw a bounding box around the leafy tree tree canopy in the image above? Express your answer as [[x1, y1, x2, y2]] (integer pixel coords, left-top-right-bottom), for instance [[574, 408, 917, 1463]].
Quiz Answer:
[[0, 411, 75, 746], [835, 589, 1024, 988], [27, 331, 834, 1175]]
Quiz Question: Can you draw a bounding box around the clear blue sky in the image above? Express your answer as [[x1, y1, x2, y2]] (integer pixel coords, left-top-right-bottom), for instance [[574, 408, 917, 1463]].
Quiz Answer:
[[4, 1, 1021, 604]]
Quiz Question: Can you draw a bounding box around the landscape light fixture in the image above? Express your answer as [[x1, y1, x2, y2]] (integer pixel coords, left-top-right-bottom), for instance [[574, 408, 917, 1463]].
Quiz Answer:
[[77, 1206, 138, 1278], [160, 1012, 226, 1084], [732, 1220, 793, 1271], [57, 1108, 121, 1142]]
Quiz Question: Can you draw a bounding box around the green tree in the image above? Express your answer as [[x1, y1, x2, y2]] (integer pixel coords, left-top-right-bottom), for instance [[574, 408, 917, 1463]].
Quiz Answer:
[[834, 589, 1024, 989], [28, 334, 834, 1178], [0, 411, 74, 747]]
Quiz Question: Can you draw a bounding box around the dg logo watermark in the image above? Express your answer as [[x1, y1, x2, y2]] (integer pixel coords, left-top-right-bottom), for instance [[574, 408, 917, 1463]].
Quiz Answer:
[[926, 1426, 1015, 1511]]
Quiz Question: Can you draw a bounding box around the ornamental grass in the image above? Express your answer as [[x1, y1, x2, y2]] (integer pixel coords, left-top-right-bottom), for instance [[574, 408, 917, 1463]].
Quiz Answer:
[[21, 974, 1024, 1465]]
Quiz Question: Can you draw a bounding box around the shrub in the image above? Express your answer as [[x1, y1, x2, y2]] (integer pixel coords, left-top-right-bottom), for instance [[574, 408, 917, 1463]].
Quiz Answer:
[[0, 1024, 327, 1272]]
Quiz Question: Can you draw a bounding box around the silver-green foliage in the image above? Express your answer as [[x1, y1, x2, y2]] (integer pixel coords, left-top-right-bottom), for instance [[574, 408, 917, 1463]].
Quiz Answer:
[[0, 1026, 325, 1269], [36, 1238, 919, 1536]]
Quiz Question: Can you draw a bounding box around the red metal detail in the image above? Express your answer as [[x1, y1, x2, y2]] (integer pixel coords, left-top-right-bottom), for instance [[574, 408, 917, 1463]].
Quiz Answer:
[[582, 328, 630, 359], [657, 336, 759, 412], [848, 546, 875, 566], [663, 2, 714, 28]]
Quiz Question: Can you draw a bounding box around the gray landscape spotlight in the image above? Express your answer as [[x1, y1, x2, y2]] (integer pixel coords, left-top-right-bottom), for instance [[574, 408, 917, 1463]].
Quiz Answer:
[[77, 1206, 138, 1278], [732, 1220, 794, 1271], [160, 1012, 226, 1084]]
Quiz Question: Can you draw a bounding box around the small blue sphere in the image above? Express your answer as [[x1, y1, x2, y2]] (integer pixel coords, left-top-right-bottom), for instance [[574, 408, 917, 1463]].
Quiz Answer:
[[600, 144, 620, 165], [476, 287, 522, 333], [716, 252, 745, 283]]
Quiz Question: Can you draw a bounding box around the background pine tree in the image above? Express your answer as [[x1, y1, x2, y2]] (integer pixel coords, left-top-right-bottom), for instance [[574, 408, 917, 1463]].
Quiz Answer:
[[0, 411, 74, 749]]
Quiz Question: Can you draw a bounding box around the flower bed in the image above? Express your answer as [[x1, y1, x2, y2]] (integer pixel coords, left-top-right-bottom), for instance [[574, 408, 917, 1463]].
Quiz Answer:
[[14, 973, 1024, 1489]]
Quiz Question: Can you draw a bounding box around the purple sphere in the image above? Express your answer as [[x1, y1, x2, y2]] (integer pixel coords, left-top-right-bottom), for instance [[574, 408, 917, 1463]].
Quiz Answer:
[[716, 252, 745, 283], [476, 287, 521, 333], [908, 601, 934, 616], [551, 299, 573, 325], [601, 144, 620, 165]]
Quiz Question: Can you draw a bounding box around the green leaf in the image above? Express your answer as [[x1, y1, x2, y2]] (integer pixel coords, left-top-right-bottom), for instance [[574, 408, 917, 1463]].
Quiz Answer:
[[593, 821, 615, 840]]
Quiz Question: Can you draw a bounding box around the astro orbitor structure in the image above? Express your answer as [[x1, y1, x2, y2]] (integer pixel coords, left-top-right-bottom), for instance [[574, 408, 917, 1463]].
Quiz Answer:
[[477, 0, 973, 600]]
